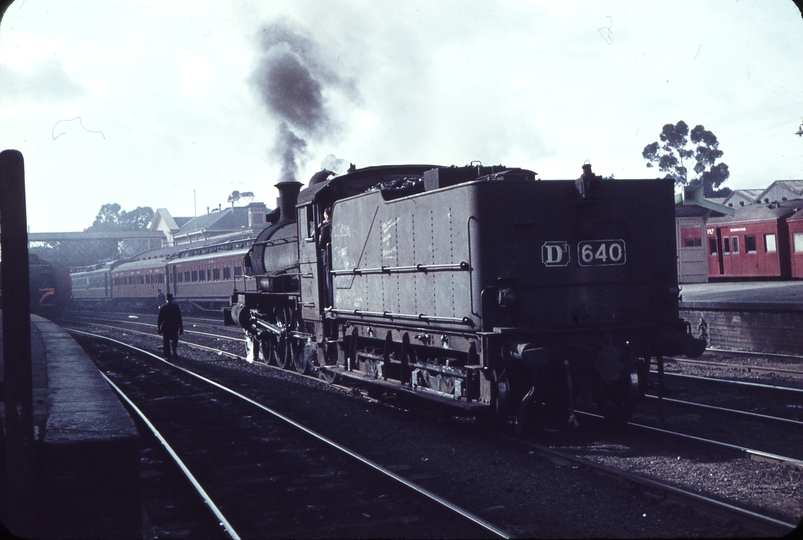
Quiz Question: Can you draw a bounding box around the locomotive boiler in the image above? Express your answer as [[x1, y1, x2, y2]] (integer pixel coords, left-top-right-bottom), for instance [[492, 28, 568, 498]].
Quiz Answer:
[[228, 163, 705, 429]]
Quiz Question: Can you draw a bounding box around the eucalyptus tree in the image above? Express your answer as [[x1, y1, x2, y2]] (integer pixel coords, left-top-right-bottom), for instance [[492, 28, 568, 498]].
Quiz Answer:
[[642, 120, 731, 197]]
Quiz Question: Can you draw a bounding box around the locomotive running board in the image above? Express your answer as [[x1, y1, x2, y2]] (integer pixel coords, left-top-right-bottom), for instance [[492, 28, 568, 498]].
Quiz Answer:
[[321, 367, 490, 414]]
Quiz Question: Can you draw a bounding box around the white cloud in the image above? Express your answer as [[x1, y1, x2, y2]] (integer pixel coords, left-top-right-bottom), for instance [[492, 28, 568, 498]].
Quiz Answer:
[[0, 0, 801, 232]]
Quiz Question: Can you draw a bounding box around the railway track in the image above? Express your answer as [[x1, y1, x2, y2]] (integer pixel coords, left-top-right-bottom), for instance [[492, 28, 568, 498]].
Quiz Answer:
[[62, 313, 802, 535], [637, 364, 803, 460], [505, 428, 798, 536], [70, 329, 510, 539]]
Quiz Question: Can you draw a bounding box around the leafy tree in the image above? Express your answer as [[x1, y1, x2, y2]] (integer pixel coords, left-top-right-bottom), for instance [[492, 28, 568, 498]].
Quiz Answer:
[[77, 204, 156, 263], [642, 120, 731, 197], [88, 203, 122, 230], [120, 206, 155, 230], [85, 204, 154, 232]]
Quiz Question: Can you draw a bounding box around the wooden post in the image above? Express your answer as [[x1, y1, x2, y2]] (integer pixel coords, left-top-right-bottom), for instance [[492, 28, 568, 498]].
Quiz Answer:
[[0, 149, 35, 536]]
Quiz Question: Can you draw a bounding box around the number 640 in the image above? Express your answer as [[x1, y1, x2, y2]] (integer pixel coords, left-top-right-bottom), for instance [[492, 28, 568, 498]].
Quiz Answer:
[[578, 240, 626, 267]]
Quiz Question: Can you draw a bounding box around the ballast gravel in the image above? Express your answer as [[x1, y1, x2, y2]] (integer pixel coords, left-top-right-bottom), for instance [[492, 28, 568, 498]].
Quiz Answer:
[[92, 326, 798, 538]]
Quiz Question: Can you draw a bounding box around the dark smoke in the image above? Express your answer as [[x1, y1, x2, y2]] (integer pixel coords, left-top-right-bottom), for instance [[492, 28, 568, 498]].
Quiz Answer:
[[251, 22, 357, 182], [253, 44, 326, 136], [273, 122, 306, 183]]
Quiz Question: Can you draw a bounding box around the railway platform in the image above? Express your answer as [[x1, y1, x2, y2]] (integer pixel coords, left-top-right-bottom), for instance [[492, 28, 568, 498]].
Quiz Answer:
[[0, 313, 141, 539], [679, 281, 803, 356], [680, 280, 803, 310]]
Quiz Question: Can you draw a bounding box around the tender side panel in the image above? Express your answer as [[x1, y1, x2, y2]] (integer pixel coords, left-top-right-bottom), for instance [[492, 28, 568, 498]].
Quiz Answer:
[[331, 189, 479, 329]]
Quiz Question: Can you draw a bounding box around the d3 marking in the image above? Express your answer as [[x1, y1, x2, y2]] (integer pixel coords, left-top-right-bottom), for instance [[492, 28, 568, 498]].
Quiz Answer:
[[542, 241, 570, 267]]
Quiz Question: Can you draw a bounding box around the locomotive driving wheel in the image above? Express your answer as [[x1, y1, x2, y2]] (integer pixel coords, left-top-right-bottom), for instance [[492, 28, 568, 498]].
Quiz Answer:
[[278, 308, 309, 375], [259, 338, 273, 365]]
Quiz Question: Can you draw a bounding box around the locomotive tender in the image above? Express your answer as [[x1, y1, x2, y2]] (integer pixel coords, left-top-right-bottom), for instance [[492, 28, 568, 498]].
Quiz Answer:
[[228, 163, 706, 428]]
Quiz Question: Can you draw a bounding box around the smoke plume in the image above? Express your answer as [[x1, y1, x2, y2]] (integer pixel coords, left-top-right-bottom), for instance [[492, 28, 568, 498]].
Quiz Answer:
[[251, 22, 357, 183]]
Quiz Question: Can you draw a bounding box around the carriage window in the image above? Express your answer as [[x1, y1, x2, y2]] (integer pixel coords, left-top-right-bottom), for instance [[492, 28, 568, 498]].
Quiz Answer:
[[709, 238, 717, 255], [745, 235, 757, 253], [191, 270, 198, 282], [184, 271, 190, 282], [213, 268, 220, 281], [234, 266, 243, 277], [765, 234, 777, 253], [795, 233, 803, 253], [723, 237, 731, 254], [199, 269, 206, 281], [731, 237, 739, 254], [223, 267, 231, 280], [684, 237, 702, 247]]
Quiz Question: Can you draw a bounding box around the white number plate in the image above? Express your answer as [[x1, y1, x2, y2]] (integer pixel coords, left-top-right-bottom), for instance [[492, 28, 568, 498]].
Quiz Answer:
[[577, 239, 626, 267]]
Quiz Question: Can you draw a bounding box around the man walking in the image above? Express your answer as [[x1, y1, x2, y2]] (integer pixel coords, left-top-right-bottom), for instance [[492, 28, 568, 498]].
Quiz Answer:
[[157, 293, 183, 359]]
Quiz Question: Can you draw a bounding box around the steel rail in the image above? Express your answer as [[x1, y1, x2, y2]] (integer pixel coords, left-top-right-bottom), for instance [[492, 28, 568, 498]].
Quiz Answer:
[[68, 315, 243, 342], [67, 334, 241, 540], [65, 322, 248, 364], [668, 357, 803, 377], [70, 312, 224, 326], [622, 416, 803, 471], [650, 370, 803, 393], [643, 394, 803, 427], [578, 409, 803, 470], [705, 347, 803, 361], [68, 318, 245, 346], [70, 329, 513, 539], [504, 432, 797, 537]]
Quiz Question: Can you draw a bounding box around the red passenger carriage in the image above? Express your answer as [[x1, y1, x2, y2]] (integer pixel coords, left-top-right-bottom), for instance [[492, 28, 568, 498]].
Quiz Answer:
[[706, 202, 799, 280]]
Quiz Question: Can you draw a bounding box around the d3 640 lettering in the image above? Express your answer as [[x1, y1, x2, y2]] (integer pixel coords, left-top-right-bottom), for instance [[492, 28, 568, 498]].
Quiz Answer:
[[541, 239, 626, 267]]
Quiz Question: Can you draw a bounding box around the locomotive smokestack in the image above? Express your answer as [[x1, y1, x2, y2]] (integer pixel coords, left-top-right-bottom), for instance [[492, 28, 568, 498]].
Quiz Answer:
[[275, 180, 302, 224]]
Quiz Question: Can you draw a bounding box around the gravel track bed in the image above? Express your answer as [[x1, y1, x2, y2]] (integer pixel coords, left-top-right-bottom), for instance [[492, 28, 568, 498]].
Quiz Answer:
[[637, 361, 803, 462], [66, 320, 773, 538], [549, 424, 803, 525], [77, 335, 487, 539], [663, 353, 803, 388]]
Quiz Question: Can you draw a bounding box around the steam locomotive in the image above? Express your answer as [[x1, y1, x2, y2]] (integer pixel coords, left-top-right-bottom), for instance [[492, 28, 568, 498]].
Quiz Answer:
[[227, 163, 706, 428]]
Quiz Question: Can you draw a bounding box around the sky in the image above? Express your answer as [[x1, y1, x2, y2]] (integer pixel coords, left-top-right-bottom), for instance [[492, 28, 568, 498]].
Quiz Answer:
[[1, 0, 802, 233]]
